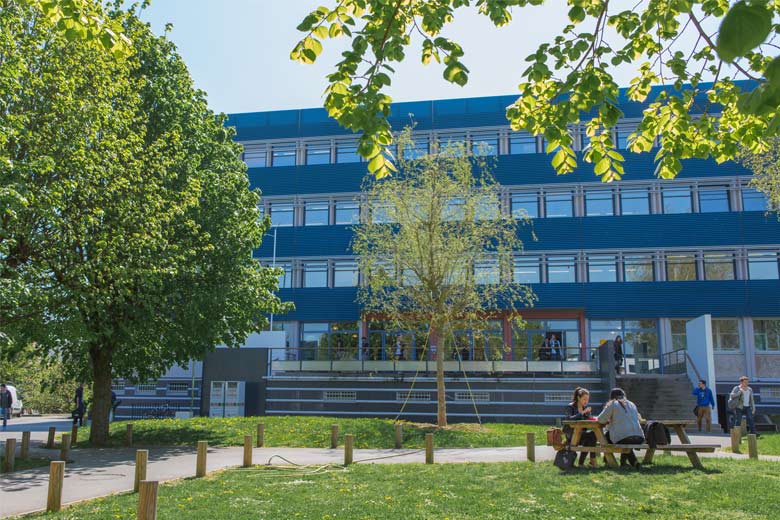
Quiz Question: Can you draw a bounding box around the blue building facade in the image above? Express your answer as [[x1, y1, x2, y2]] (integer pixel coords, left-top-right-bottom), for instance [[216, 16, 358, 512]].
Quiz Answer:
[[228, 86, 780, 423]]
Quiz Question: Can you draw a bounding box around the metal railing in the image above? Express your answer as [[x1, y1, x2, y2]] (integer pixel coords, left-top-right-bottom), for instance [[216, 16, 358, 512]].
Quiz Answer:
[[660, 348, 703, 381], [130, 401, 191, 420]]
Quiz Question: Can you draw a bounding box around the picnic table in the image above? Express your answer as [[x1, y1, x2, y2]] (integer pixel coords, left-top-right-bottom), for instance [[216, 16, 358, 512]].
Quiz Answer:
[[561, 419, 719, 469]]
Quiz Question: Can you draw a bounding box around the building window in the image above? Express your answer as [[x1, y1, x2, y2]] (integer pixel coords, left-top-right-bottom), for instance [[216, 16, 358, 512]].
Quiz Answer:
[[713, 319, 740, 351], [372, 203, 393, 224], [305, 141, 331, 165], [748, 252, 779, 280], [335, 201, 360, 225], [438, 132, 467, 152], [336, 141, 362, 163], [303, 262, 328, 287], [471, 132, 498, 156], [304, 201, 330, 226], [301, 322, 360, 360], [474, 258, 500, 285], [615, 124, 637, 149], [670, 319, 688, 350], [666, 254, 697, 281], [623, 255, 655, 282], [273, 262, 293, 289], [323, 391, 357, 401], [545, 193, 573, 218], [396, 391, 430, 402], [753, 319, 780, 351], [509, 132, 537, 154], [511, 193, 539, 219], [619, 188, 650, 215], [742, 187, 767, 211], [333, 261, 359, 287], [662, 187, 693, 214], [403, 136, 429, 160], [698, 187, 730, 213], [585, 190, 614, 216], [514, 256, 541, 284], [269, 203, 294, 227], [547, 256, 576, 283], [168, 382, 189, 395], [703, 253, 735, 280], [588, 255, 618, 282], [271, 144, 296, 167], [243, 145, 267, 168], [443, 198, 465, 221]]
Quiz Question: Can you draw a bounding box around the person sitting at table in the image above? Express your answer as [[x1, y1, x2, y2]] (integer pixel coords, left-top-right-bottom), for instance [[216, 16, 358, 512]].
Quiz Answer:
[[596, 387, 645, 468], [563, 387, 598, 467]]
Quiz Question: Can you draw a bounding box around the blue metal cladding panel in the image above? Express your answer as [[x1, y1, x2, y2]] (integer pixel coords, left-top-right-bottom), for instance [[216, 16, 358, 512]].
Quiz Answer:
[[272, 280, 780, 322], [248, 163, 367, 197], [256, 225, 355, 258]]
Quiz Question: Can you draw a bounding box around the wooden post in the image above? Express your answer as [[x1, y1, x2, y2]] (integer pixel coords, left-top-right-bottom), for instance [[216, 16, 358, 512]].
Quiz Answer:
[[425, 433, 434, 464], [71, 423, 78, 445], [126, 423, 134, 447], [243, 435, 253, 467], [59, 433, 71, 462], [3, 438, 16, 472], [730, 427, 741, 454], [21, 431, 31, 459], [740, 418, 748, 436], [394, 423, 403, 449], [748, 434, 758, 459], [46, 426, 56, 449], [257, 423, 265, 448], [331, 424, 339, 449], [134, 450, 149, 493], [137, 480, 158, 520], [526, 432, 536, 462], [344, 434, 354, 466], [46, 461, 65, 512], [196, 440, 207, 477]]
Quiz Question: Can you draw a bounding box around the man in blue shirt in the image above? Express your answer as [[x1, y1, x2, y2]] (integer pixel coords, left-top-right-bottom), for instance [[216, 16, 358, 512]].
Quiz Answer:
[[692, 379, 715, 432]]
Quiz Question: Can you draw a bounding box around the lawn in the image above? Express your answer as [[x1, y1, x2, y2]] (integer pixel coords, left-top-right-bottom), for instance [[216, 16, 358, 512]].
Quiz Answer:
[[73, 416, 551, 449], [33, 457, 780, 520], [726, 431, 780, 456], [0, 455, 51, 473]]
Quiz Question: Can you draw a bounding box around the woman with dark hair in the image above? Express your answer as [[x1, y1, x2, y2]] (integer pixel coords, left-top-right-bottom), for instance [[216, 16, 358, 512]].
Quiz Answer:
[[597, 387, 645, 468], [562, 387, 598, 467], [613, 335, 624, 375]]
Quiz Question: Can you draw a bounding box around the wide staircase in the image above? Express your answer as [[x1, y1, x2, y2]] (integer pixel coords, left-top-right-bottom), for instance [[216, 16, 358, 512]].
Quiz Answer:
[[617, 374, 696, 422]]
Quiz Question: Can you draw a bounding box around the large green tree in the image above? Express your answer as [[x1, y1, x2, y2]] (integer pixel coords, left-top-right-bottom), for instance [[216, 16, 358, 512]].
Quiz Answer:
[[1, 1, 290, 444], [293, 1, 780, 183], [353, 133, 534, 426]]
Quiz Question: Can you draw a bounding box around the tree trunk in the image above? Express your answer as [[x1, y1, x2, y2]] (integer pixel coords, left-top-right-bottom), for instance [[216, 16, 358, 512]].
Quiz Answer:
[[89, 347, 113, 446], [432, 325, 447, 427]]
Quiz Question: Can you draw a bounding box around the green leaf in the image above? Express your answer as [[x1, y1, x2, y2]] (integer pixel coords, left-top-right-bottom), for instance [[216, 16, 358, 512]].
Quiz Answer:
[[716, 1, 772, 62], [765, 56, 780, 86], [594, 157, 610, 176], [568, 6, 585, 23]]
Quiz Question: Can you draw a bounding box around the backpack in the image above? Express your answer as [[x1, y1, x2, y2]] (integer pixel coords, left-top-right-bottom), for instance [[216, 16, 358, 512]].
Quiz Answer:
[[553, 448, 576, 470], [643, 421, 671, 449], [546, 428, 566, 451]]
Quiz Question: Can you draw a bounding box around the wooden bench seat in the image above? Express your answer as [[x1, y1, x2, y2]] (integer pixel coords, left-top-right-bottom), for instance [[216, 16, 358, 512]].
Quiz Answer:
[[568, 443, 719, 455]]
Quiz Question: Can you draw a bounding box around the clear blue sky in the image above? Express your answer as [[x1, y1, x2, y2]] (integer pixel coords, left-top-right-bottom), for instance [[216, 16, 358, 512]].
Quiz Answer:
[[139, 1, 709, 115]]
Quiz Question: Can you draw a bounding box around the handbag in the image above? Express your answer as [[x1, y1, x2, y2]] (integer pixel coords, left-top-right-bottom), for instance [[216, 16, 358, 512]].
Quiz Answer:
[[693, 405, 699, 416], [546, 428, 566, 451], [553, 448, 576, 470]]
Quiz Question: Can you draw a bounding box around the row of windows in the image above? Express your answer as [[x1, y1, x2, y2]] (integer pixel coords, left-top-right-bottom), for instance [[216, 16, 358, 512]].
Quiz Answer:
[[241, 123, 642, 168], [266, 249, 780, 288], [671, 318, 780, 352], [263, 183, 768, 227]]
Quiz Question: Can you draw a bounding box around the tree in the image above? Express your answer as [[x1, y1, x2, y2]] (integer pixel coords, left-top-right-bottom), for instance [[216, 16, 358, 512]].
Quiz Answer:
[[739, 139, 780, 215], [1, 1, 291, 444], [293, 1, 780, 182], [353, 132, 534, 426]]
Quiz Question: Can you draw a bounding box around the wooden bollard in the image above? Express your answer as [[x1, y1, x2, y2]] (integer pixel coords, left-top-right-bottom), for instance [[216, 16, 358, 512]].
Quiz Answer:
[[243, 435, 253, 467], [730, 427, 741, 453], [394, 423, 403, 449], [59, 433, 71, 462], [425, 433, 434, 464], [344, 434, 354, 466], [3, 438, 16, 472], [257, 423, 265, 448], [134, 450, 149, 492], [46, 426, 56, 449], [126, 423, 134, 447], [331, 424, 339, 449], [21, 431, 31, 459], [748, 434, 758, 459], [741, 419, 748, 436], [137, 480, 158, 520], [46, 461, 65, 512], [196, 440, 207, 477], [71, 423, 78, 445], [526, 432, 536, 462]]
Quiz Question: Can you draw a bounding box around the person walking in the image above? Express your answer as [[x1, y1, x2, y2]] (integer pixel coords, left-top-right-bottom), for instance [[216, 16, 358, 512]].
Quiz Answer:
[[691, 379, 716, 432], [597, 387, 645, 468], [613, 336, 624, 375], [729, 376, 757, 434], [73, 383, 85, 427], [0, 384, 13, 430]]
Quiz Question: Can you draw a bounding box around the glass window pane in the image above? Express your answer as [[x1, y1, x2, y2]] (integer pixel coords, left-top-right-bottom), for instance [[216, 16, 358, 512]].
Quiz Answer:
[[623, 255, 655, 282], [304, 201, 329, 226], [547, 256, 576, 283], [511, 193, 538, 219], [545, 193, 573, 218], [474, 258, 500, 284], [513, 257, 540, 284], [269, 203, 294, 227], [713, 319, 740, 351], [403, 136, 429, 160], [509, 132, 537, 154], [748, 252, 779, 280], [333, 261, 359, 287], [585, 190, 614, 216], [244, 146, 267, 168], [444, 198, 465, 221], [703, 254, 735, 280], [666, 254, 697, 281], [620, 189, 650, 215], [335, 201, 360, 225], [698, 188, 730, 213], [471, 133, 498, 156], [742, 188, 767, 212], [306, 142, 331, 165], [754, 319, 780, 351], [588, 255, 617, 282], [670, 319, 688, 350], [271, 144, 297, 167], [273, 262, 293, 289], [303, 262, 328, 287], [336, 142, 362, 163], [662, 187, 692, 214]]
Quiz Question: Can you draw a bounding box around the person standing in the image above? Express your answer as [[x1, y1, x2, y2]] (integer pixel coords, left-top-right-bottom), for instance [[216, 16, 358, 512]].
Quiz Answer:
[[73, 383, 85, 427], [729, 376, 757, 434], [613, 336, 624, 375], [549, 334, 562, 361], [691, 379, 715, 432], [0, 384, 13, 430]]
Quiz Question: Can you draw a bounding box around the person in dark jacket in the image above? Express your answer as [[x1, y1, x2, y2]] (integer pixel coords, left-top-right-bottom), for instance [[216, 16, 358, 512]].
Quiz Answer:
[[691, 379, 715, 432], [0, 384, 13, 430], [563, 387, 598, 467], [613, 336, 624, 375], [73, 383, 85, 426]]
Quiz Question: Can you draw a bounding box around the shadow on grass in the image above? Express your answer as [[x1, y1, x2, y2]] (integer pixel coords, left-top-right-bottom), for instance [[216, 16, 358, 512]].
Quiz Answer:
[[555, 462, 723, 476]]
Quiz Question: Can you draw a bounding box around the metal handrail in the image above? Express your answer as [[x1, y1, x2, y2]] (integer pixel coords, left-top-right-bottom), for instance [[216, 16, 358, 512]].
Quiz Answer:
[[661, 348, 703, 382]]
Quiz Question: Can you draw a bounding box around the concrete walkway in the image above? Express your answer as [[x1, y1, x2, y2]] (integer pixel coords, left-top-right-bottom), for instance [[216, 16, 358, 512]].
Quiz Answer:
[[0, 432, 775, 519]]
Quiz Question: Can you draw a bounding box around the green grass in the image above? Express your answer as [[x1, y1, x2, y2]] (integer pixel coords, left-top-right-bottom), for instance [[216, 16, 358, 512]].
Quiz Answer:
[[725, 432, 780, 456], [0, 455, 51, 473], [31, 457, 780, 519], [74, 416, 551, 449]]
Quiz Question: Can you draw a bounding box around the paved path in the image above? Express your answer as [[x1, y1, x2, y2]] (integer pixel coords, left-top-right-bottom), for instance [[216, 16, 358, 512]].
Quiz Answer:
[[0, 432, 775, 518]]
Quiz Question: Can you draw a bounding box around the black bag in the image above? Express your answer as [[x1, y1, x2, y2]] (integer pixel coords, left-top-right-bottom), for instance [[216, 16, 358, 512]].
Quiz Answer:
[[553, 448, 576, 470], [643, 421, 671, 449], [693, 405, 699, 416]]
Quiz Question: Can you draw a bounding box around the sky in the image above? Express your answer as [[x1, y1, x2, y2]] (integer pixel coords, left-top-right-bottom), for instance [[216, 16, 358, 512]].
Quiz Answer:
[[139, 1, 712, 115]]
